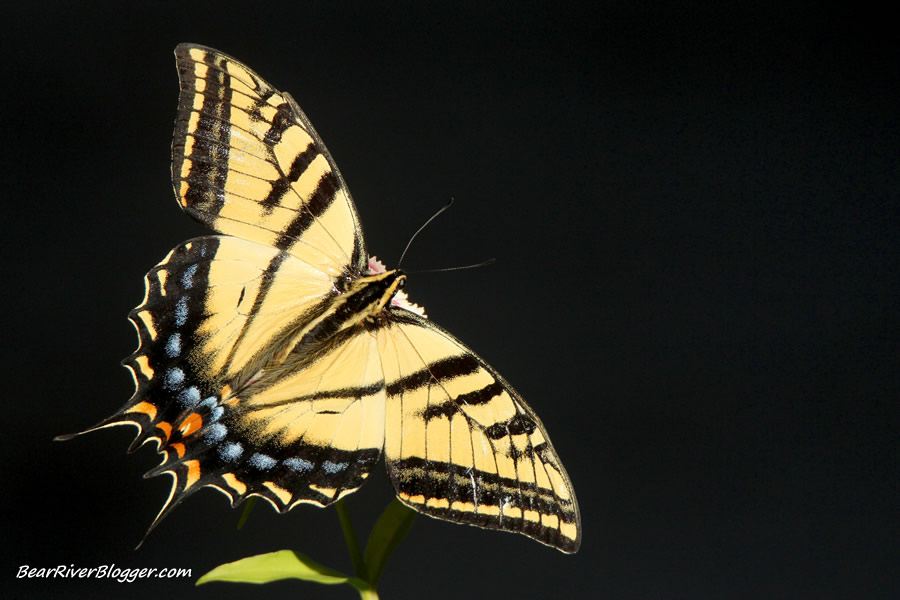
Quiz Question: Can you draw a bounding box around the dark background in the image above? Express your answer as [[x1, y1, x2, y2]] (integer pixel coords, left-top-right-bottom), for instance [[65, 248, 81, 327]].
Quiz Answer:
[[3, 3, 897, 599]]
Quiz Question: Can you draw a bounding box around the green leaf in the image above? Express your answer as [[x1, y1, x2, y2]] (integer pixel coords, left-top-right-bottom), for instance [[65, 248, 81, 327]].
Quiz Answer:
[[197, 549, 352, 586], [364, 499, 417, 585], [197, 550, 379, 599]]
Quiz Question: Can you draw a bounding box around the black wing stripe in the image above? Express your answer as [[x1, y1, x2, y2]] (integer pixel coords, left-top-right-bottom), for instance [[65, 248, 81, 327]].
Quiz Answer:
[[391, 456, 579, 524], [275, 170, 340, 251], [176, 51, 232, 216], [421, 380, 505, 421], [263, 102, 296, 146], [260, 141, 318, 210], [218, 251, 288, 375], [484, 413, 538, 440], [385, 354, 481, 396]]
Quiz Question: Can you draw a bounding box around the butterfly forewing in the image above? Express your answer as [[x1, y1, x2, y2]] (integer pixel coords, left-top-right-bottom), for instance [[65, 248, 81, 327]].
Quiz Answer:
[[378, 310, 581, 553], [172, 44, 366, 273]]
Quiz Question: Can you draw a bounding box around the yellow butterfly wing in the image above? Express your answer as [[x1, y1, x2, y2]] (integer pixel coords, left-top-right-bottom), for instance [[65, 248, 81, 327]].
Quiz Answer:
[[378, 309, 581, 553], [172, 44, 366, 272]]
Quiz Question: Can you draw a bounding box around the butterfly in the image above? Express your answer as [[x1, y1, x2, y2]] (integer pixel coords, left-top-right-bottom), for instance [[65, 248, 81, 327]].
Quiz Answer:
[[58, 44, 581, 553]]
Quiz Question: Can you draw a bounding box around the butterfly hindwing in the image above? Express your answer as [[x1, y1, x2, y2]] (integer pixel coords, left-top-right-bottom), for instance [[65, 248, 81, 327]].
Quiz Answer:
[[378, 310, 581, 553], [94, 236, 384, 529], [172, 44, 366, 273]]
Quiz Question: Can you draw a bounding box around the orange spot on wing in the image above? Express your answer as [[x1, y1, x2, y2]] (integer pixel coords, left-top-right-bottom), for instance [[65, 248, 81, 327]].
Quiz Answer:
[[155, 421, 172, 441], [178, 412, 204, 437], [125, 401, 158, 421], [183, 460, 201, 490], [170, 442, 186, 458]]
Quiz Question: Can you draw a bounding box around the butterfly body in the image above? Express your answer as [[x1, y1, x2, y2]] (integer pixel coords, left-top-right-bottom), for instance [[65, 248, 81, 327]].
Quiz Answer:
[[60, 44, 580, 553]]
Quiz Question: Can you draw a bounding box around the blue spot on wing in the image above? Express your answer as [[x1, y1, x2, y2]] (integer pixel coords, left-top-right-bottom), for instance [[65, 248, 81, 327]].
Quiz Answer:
[[204, 423, 227, 443], [181, 264, 198, 289], [164, 368, 185, 390], [284, 457, 314, 473], [178, 386, 201, 407], [219, 442, 243, 462], [174, 297, 188, 327], [165, 333, 182, 357], [322, 460, 349, 474], [249, 453, 277, 470]]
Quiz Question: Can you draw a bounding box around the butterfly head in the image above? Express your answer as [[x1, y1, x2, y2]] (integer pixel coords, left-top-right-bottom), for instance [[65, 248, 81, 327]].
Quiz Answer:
[[365, 256, 426, 317], [359, 268, 407, 315]]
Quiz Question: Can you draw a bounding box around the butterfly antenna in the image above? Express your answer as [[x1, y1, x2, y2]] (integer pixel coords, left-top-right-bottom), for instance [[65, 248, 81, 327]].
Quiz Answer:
[[397, 197, 455, 268], [410, 257, 497, 274]]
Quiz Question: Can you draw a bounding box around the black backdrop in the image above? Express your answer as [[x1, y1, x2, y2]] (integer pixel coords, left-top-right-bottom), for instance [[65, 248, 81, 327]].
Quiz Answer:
[[3, 3, 897, 599]]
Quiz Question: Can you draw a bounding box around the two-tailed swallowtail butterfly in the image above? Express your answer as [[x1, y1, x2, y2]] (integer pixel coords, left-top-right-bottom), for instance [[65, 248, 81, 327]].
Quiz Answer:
[[58, 44, 581, 553]]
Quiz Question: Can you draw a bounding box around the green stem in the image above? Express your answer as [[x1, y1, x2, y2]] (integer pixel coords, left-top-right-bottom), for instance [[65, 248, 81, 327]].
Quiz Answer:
[[335, 499, 368, 582], [236, 496, 257, 530], [348, 578, 380, 600]]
